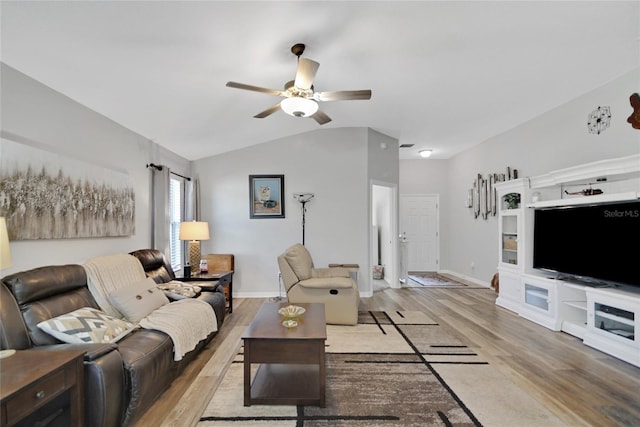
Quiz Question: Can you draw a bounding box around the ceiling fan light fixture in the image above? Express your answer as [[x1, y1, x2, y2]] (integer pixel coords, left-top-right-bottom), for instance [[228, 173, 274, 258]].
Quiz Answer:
[[419, 149, 433, 158], [281, 96, 318, 118]]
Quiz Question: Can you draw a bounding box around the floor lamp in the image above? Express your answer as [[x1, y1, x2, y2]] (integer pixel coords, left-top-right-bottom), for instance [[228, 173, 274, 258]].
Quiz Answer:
[[179, 221, 210, 274], [293, 193, 314, 245]]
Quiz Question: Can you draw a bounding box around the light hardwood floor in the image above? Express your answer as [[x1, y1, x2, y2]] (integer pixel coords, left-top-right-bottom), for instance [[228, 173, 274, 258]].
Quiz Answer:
[[135, 286, 640, 426]]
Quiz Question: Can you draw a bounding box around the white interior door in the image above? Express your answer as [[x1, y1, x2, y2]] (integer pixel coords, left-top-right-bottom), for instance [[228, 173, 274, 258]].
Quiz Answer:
[[400, 195, 438, 272]]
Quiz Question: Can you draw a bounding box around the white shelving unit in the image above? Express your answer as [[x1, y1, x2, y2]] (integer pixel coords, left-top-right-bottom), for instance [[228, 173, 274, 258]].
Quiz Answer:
[[494, 154, 640, 367], [519, 274, 558, 330], [584, 287, 639, 367], [495, 178, 530, 313], [559, 282, 589, 339]]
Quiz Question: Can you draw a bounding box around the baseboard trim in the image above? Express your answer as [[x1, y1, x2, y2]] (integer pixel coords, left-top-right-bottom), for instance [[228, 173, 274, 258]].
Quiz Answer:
[[438, 270, 490, 287]]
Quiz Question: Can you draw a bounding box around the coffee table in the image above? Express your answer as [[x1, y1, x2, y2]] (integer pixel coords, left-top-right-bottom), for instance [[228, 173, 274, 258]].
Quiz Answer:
[[242, 302, 326, 407]]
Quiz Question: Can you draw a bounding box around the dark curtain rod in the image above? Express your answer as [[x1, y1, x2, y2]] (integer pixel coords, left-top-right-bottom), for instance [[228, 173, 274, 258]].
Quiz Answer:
[[146, 163, 191, 181]]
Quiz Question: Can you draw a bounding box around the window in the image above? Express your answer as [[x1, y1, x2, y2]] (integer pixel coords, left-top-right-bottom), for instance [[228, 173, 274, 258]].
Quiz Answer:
[[169, 177, 183, 270]]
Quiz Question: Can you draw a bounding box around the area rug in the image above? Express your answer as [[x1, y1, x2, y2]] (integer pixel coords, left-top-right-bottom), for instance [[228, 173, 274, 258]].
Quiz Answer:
[[408, 273, 467, 287], [197, 311, 564, 427]]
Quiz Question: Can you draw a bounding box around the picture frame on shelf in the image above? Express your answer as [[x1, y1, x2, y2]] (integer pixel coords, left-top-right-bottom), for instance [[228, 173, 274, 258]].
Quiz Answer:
[[249, 174, 285, 219]]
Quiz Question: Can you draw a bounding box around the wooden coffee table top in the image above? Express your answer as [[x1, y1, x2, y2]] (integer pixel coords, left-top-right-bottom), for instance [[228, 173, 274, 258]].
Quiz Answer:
[[243, 302, 326, 340]]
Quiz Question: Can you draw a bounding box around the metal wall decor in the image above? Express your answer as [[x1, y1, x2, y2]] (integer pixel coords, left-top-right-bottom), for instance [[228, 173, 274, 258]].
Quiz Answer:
[[587, 106, 612, 134], [468, 167, 518, 220]]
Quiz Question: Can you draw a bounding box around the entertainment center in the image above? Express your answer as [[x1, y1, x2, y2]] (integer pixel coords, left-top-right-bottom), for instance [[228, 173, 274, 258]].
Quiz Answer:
[[495, 154, 640, 367]]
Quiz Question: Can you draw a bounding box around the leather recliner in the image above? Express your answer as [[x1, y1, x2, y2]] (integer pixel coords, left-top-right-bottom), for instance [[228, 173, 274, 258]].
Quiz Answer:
[[1, 265, 125, 427], [129, 248, 226, 328], [277, 243, 360, 325]]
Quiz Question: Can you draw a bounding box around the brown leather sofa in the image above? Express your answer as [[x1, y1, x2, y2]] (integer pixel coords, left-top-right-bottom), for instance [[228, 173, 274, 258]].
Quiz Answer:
[[0, 250, 225, 427]]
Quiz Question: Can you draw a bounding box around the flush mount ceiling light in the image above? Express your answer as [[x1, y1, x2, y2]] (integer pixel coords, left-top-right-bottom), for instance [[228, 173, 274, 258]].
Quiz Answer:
[[280, 96, 319, 118], [419, 149, 433, 158]]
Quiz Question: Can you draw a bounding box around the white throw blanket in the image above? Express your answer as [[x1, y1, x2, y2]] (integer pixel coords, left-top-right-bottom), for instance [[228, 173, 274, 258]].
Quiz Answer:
[[84, 253, 217, 360], [140, 299, 217, 361], [84, 253, 147, 318]]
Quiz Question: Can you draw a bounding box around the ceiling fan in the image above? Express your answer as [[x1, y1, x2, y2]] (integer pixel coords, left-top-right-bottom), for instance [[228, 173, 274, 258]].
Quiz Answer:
[[226, 43, 372, 125]]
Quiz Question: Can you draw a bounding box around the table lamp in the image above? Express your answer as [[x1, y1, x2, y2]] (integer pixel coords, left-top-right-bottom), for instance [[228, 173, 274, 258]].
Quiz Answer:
[[0, 217, 11, 271], [0, 217, 15, 358], [179, 221, 210, 271]]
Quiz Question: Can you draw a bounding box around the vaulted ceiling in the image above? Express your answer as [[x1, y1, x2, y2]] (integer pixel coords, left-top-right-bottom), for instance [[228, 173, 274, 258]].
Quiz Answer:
[[1, 1, 638, 160]]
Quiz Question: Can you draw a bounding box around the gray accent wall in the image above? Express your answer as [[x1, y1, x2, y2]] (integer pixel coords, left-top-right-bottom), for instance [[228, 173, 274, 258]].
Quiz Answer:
[[193, 127, 399, 297]]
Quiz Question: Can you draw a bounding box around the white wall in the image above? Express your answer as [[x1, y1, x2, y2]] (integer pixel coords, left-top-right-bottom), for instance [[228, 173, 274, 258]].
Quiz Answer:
[[194, 127, 397, 297], [400, 68, 639, 285], [0, 63, 191, 275]]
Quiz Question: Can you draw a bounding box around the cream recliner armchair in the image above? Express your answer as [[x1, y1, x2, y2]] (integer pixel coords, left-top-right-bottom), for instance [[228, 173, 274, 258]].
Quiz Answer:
[[278, 244, 359, 325]]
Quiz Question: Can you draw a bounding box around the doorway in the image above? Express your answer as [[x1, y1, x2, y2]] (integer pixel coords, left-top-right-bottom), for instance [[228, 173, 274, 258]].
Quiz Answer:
[[371, 182, 398, 290], [400, 194, 439, 273]]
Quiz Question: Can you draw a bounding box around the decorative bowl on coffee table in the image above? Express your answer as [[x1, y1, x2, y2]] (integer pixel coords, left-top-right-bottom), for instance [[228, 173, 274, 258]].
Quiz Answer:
[[279, 305, 305, 327], [278, 305, 305, 318]]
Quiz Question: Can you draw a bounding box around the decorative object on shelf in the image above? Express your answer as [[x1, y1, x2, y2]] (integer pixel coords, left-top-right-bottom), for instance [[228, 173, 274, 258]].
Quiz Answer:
[[564, 186, 603, 196], [0, 137, 135, 239], [587, 106, 612, 134], [504, 193, 521, 209], [179, 220, 210, 269], [531, 192, 541, 203], [627, 93, 640, 130], [249, 175, 285, 219], [293, 193, 314, 244]]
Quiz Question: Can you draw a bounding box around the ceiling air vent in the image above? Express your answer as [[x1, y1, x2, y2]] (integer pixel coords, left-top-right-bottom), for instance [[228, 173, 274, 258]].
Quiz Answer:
[[399, 144, 414, 148]]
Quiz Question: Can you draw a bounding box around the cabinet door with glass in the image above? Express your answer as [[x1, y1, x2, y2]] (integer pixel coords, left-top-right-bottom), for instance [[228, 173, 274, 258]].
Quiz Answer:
[[495, 179, 527, 271], [500, 211, 519, 268]]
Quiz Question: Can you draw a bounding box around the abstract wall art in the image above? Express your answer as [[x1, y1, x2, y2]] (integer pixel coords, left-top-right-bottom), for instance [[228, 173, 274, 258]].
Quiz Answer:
[[0, 137, 135, 240]]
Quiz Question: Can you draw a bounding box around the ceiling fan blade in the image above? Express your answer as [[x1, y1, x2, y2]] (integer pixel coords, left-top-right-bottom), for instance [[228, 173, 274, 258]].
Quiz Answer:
[[311, 110, 332, 125], [294, 58, 320, 90], [254, 103, 282, 119], [226, 81, 285, 97], [314, 90, 372, 102]]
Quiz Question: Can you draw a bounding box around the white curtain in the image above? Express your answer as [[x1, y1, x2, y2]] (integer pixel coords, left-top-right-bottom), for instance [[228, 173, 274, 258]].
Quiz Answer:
[[184, 177, 201, 221], [151, 165, 171, 258]]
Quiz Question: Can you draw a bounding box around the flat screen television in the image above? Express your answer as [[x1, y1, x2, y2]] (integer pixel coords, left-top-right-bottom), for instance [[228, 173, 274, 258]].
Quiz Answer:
[[533, 200, 640, 288]]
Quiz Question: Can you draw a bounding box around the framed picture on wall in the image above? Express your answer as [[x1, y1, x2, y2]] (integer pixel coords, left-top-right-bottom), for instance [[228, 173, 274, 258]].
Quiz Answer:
[[249, 174, 285, 219]]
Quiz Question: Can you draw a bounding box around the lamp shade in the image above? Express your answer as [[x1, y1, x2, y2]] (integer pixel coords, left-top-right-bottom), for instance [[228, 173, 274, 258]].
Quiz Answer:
[[281, 97, 319, 118], [0, 217, 12, 270], [179, 221, 210, 241]]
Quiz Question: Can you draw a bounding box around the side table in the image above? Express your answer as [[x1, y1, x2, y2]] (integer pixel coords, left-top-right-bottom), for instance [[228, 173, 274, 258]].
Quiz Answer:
[[328, 263, 359, 282], [1, 349, 85, 427], [175, 270, 234, 313]]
